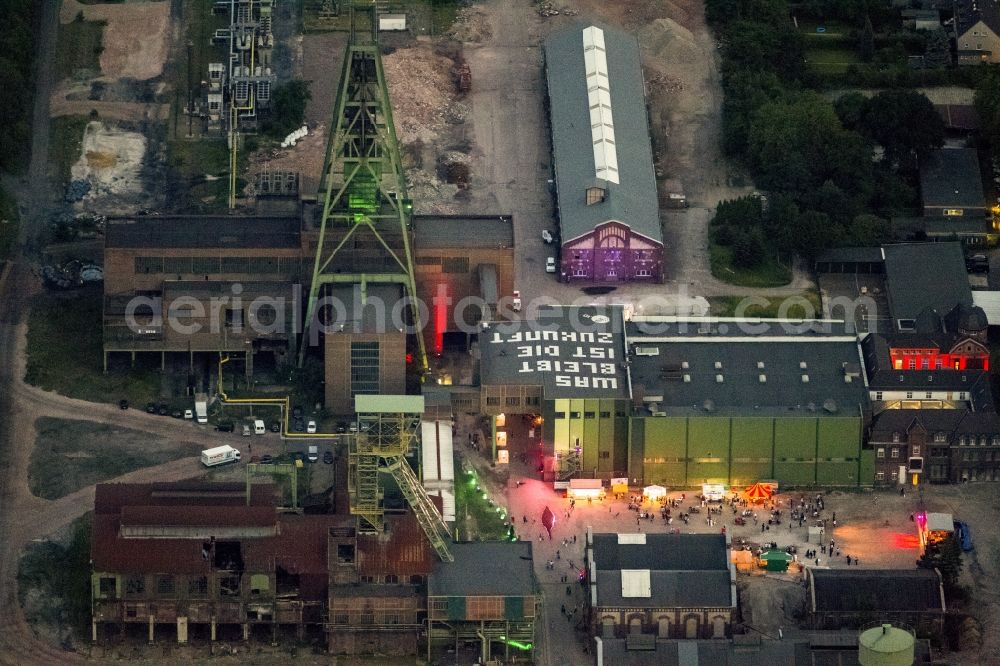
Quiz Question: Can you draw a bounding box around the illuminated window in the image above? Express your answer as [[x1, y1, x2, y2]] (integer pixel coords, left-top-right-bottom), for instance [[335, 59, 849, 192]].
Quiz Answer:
[[908, 360, 916, 369], [875, 472, 885, 481], [912, 445, 920, 456], [877, 447, 885, 458], [891, 448, 899, 459]]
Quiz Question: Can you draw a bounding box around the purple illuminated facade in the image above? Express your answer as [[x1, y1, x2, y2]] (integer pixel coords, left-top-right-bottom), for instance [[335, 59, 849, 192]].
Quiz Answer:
[[560, 221, 663, 282]]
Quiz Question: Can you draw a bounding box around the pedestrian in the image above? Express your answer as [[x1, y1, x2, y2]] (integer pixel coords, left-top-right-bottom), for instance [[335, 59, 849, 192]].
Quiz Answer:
[[761, 524, 765, 534], [556, 550, 561, 560], [573, 535, 577, 544], [815, 558, 820, 566], [561, 604, 566, 615], [845, 555, 850, 565]]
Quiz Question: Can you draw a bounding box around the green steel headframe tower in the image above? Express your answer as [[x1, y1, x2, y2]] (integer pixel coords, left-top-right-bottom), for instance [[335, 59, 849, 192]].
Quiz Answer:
[[299, 4, 427, 369]]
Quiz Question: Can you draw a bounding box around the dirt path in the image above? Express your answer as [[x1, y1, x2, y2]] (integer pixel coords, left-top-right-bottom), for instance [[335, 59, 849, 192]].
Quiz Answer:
[[49, 97, 170, 123]]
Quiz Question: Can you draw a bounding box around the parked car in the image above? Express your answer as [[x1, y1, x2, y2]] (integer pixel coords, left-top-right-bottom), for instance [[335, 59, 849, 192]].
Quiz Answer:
[[307, 445, 319, 463], [292, 405, 303, 419], [270, 421, 281, 433], [546, 257, 557, 273], [292, 452, 306, 464], [260, 454, 273, 465], [954, 520, 974, 551], [158, 404, 169, 416], [216, 421, 235, 433], [293, 417, 305, 433], [242, 424, 252, 437], [323, 450, 334, 464], [118, 399, 129, 410], [541, 229, 554, 244], [145, 402, 157, 414], [336, 421, 347, 434], [183, 409, 194, 420], [171, 410, 183, 419], [307, 419, 318, 434], [349, 421, 358, 433]]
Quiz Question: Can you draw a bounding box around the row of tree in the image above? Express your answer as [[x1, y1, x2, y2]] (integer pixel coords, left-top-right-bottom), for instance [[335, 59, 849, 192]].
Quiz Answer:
[[707, 0, 945, 264], [0, 0, 39, 173]]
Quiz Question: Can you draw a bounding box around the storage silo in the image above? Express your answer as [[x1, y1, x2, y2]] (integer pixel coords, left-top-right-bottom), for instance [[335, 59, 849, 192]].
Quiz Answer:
[[858, 623, 915, 666]]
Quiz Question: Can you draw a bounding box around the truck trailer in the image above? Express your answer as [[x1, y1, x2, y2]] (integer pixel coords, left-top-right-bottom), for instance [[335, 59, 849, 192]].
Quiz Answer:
[[201, 445, 241, 467]]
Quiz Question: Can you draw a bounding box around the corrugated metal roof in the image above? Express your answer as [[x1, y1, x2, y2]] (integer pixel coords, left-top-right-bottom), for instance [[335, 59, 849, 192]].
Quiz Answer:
[[355, 394, 425, 413], [545, 24, 661, 245], [421, 420, 454, 484], [105, 215, 302, 249], [357, 511, 435, 577], [414, 215, 514, 249]]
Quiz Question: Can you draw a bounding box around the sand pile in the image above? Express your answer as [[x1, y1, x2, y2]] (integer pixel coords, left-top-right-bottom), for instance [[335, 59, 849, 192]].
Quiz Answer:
[[638, 18, 698, 65]]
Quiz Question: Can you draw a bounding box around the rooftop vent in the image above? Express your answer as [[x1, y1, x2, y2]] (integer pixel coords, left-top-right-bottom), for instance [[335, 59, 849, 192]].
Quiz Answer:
[[703, 399, 716, 412], [800, 361, 808, 369], [714, 361, 723, 370], [683, 374, 691, 383], [801, 374, 810, 383], [716, 374, 724, 383], [823, 399, 838, 413], [759, 374, 767, 383], [635, 346, 659, 357], [681, 361, 689, 369], [757, 361, 765, 369]]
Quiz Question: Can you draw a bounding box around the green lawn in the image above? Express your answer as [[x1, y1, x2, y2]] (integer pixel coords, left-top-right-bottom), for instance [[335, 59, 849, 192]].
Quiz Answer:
[[55, 15, 105, 80], [805, 45, 861, 74], [795, 18, 853, 36], [165, 137, 234, 211], [18, 515, 92, 640], [709, 242, 792, 288], [48, 115, 90, 186], [25, 289, 161, 406], [709, 291, 823, 319], [29, 418, 202, 500]]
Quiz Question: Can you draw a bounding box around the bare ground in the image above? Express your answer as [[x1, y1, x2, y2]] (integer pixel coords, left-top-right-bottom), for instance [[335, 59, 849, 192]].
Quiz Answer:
[[60, 0, 171, 82]]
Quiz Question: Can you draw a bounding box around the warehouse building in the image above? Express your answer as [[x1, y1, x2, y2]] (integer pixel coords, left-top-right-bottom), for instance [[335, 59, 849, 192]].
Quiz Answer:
[[478, 305, 631, 479], [544, 25, 663, 283], [625, 317, 873, 487]]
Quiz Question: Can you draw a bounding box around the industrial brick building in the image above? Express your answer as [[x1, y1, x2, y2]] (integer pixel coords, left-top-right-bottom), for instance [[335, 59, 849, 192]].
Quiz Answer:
[[102, 215, 304, 372], [427, 542, 539, 663], [585, 532, 735, 640], [90, 482, 336, 643], [544, 25, 663, 283], [412, 215, 515, 354]]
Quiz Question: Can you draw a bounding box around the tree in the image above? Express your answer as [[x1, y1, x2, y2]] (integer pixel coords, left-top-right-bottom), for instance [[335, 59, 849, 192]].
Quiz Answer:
[[731, 227, 767, 268], [262, 80, 312, 139], [833, 92, 868, 131], [917, 535, 964, 598], [975, 67, 1000, 144], [924, 28, 951, 69], [859, 90, 944, 167], [847, 213, 890, 246], [859, 15, 875, 63]]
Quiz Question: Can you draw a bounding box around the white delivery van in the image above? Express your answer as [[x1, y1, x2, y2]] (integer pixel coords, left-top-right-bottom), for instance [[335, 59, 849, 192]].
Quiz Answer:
[[194, 393, 209, 424], [253, 419, 266, 435], [308, 445, 319, 463], [201, 445, 241, 467]]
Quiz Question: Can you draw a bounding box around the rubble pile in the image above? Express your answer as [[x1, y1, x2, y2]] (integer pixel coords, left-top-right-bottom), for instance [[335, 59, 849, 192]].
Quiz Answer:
[[448, 7, 493, 43]]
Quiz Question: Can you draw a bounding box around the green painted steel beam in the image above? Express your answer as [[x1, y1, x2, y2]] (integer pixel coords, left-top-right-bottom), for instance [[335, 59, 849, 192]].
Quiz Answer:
[[300, 3, 426, 371]]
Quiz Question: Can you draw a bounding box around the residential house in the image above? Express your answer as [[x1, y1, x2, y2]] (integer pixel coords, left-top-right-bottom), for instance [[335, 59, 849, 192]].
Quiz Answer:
[[954, 0, 1000, 64]]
